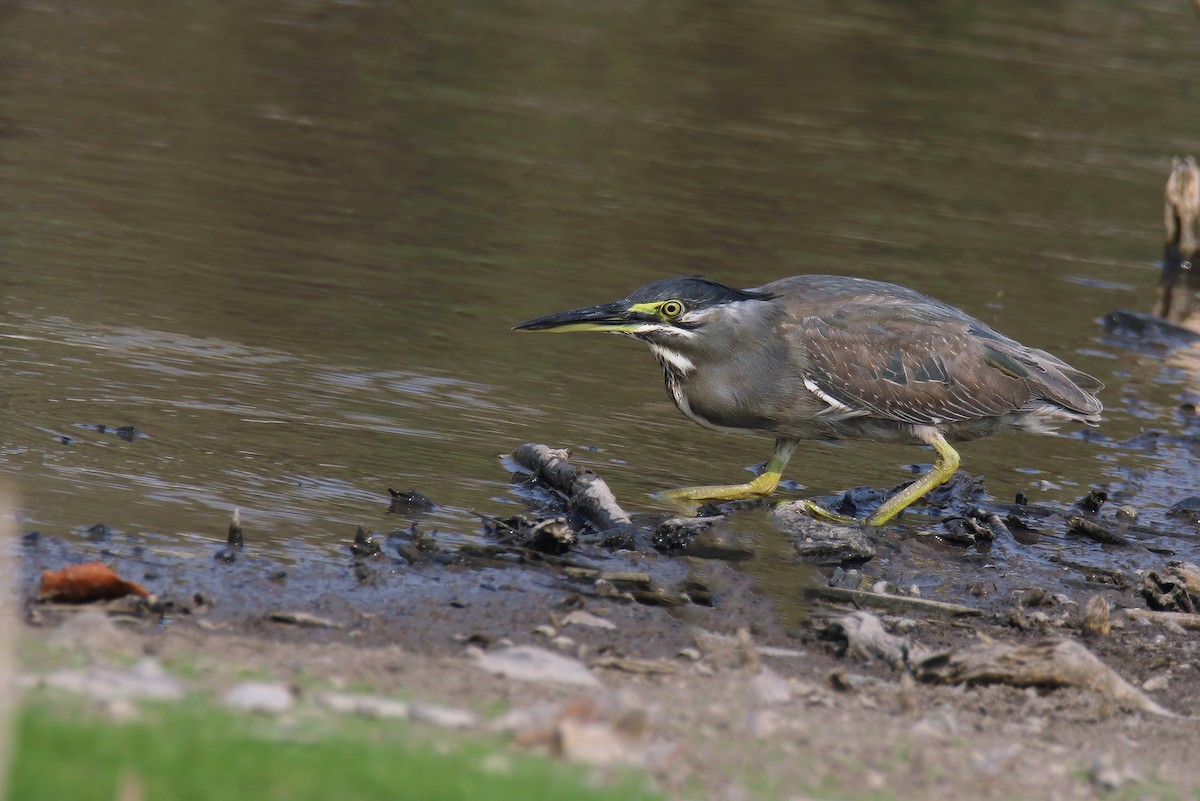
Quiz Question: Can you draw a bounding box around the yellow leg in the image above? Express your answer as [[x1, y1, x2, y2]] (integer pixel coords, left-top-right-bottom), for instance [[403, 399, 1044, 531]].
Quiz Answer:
[[658, 439, 797, 502], [863, 429, 960, 526]]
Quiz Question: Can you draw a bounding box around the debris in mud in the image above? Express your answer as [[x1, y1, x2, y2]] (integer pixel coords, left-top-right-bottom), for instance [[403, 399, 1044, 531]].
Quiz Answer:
[[508, 444, 634, 540], [74, 424, 147, 442], [480, 513, 578, 555], [266, 611, 343, 629], [591, 656, 676, 675], [388, 523, 456, 566], [825, 611, 925, 669], [1166, 496, 1200, 524], [349, 526, 381, 558], [939, 514, 994, 546], [773, 504, 875, 564], [1117, 608, 1200, 632], [1074, 489, 1108, 514], [387, 487, 436, 514], [1004, 513, 1041, 544], [215, 509, 243, 562], [824, 612, 1175, 716], [84, 524, 114, 543], [37, 562, 152, 604], [1140, 561, 1200, 612], [652, 516, 752, 560], [914, 639, 1174, 717], [1067, 516, 1129, 546], [805, 585, 981, 617]]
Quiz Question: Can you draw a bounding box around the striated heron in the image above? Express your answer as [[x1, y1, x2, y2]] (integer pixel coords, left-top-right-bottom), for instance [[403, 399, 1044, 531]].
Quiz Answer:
[[515, 275, 1103, 526]]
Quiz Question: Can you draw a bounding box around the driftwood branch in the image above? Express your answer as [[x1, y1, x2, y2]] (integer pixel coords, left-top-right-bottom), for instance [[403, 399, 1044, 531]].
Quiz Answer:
[[914, 639, 1175, 717], [827, 611, 1178, 718], [510, 444, 632, 533]]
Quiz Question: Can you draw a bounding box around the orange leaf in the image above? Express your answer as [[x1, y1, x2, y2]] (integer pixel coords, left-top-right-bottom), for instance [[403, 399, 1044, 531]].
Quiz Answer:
[[37, 562, 151, 603]]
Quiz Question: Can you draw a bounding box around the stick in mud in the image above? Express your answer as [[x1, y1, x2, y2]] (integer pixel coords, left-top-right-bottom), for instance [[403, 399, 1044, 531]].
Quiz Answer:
[[510, 444, 633, 533], [805, 585, 982, 617], [1118, 608, 1200, 631]]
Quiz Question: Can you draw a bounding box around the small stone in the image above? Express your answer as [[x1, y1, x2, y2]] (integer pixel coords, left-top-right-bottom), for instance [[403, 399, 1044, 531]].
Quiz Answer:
[[775, 505, 876, 563], [409, 702, 479, 729], [1082, 595, 1111, 638], [871, 580, 889, 595], [534, 625, 556, 638], [474, 645, 599, 688], [318, 692, 409, 719], [1166, 497, 1200, 525], [677, 647, 702, 661], [560, 610, 616, 630], [1116, 505, 1138, 522], [551, 636, 576, 652], [1142, 673, 1169, 692], [223, 682, 294, 713]]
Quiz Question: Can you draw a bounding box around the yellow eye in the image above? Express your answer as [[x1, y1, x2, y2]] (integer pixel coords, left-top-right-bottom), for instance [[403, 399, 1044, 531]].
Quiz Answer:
[[660, 300, 684, 318]]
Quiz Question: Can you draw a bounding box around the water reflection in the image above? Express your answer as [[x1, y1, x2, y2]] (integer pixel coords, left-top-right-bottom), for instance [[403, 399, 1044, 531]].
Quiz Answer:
[[2, 0, 1200, 579]]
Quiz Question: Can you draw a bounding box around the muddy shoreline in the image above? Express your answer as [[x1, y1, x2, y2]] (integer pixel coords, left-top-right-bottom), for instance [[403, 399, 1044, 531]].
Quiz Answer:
[[17, 444, 1200, 798]]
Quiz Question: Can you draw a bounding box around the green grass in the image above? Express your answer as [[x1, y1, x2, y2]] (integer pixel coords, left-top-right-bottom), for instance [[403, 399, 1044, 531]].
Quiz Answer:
[[9, 700, 664, 801]]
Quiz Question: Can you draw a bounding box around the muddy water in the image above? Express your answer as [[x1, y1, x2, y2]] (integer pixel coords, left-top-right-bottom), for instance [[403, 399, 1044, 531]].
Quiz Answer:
[[5, 1, 1200, 605]]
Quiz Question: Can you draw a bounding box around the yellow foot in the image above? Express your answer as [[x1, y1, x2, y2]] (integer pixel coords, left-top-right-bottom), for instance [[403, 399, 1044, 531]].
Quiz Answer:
[[655, 482, 774, 504], [795, 499, 857, 525]]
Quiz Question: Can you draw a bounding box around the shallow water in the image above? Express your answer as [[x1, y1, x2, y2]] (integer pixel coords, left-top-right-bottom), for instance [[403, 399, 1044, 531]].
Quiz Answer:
[[4, 0, 1200, 596]]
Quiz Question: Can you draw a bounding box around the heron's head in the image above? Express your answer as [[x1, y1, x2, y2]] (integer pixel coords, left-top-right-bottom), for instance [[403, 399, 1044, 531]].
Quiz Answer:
[[514, 276, 775, 356]]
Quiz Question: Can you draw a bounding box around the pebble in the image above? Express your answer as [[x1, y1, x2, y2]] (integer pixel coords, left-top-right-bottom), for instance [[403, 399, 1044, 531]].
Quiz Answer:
[[223, 681, 294, 713], [1141, 674, 1170, 692], [409, 701, 479, 729], [318, 692, 409, 719], [560, 610, 616, 630], [474, 645, 600, 688]]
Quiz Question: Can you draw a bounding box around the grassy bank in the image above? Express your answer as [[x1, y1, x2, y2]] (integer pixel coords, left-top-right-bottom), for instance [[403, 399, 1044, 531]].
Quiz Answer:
[[9, 699, 663, 801]]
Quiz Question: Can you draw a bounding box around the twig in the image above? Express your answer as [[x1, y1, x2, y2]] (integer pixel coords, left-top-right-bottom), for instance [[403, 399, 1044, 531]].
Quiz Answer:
[[805, 585, 982, 617], [1119, 608, 1200, 631]]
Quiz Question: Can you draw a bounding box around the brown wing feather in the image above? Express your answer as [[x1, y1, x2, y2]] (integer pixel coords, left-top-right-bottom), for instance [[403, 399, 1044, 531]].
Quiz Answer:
[[797, 311, 1041, 426]]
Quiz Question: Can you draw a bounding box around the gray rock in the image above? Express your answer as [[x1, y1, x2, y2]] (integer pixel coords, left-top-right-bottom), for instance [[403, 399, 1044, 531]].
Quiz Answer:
[[223, 681, 294, 713], [474, 645, 600, 688], [773, 504, 875, 564], [43, 658, 184, 703], [318, 692, 409, 719], [409, 701, 479, 729]]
